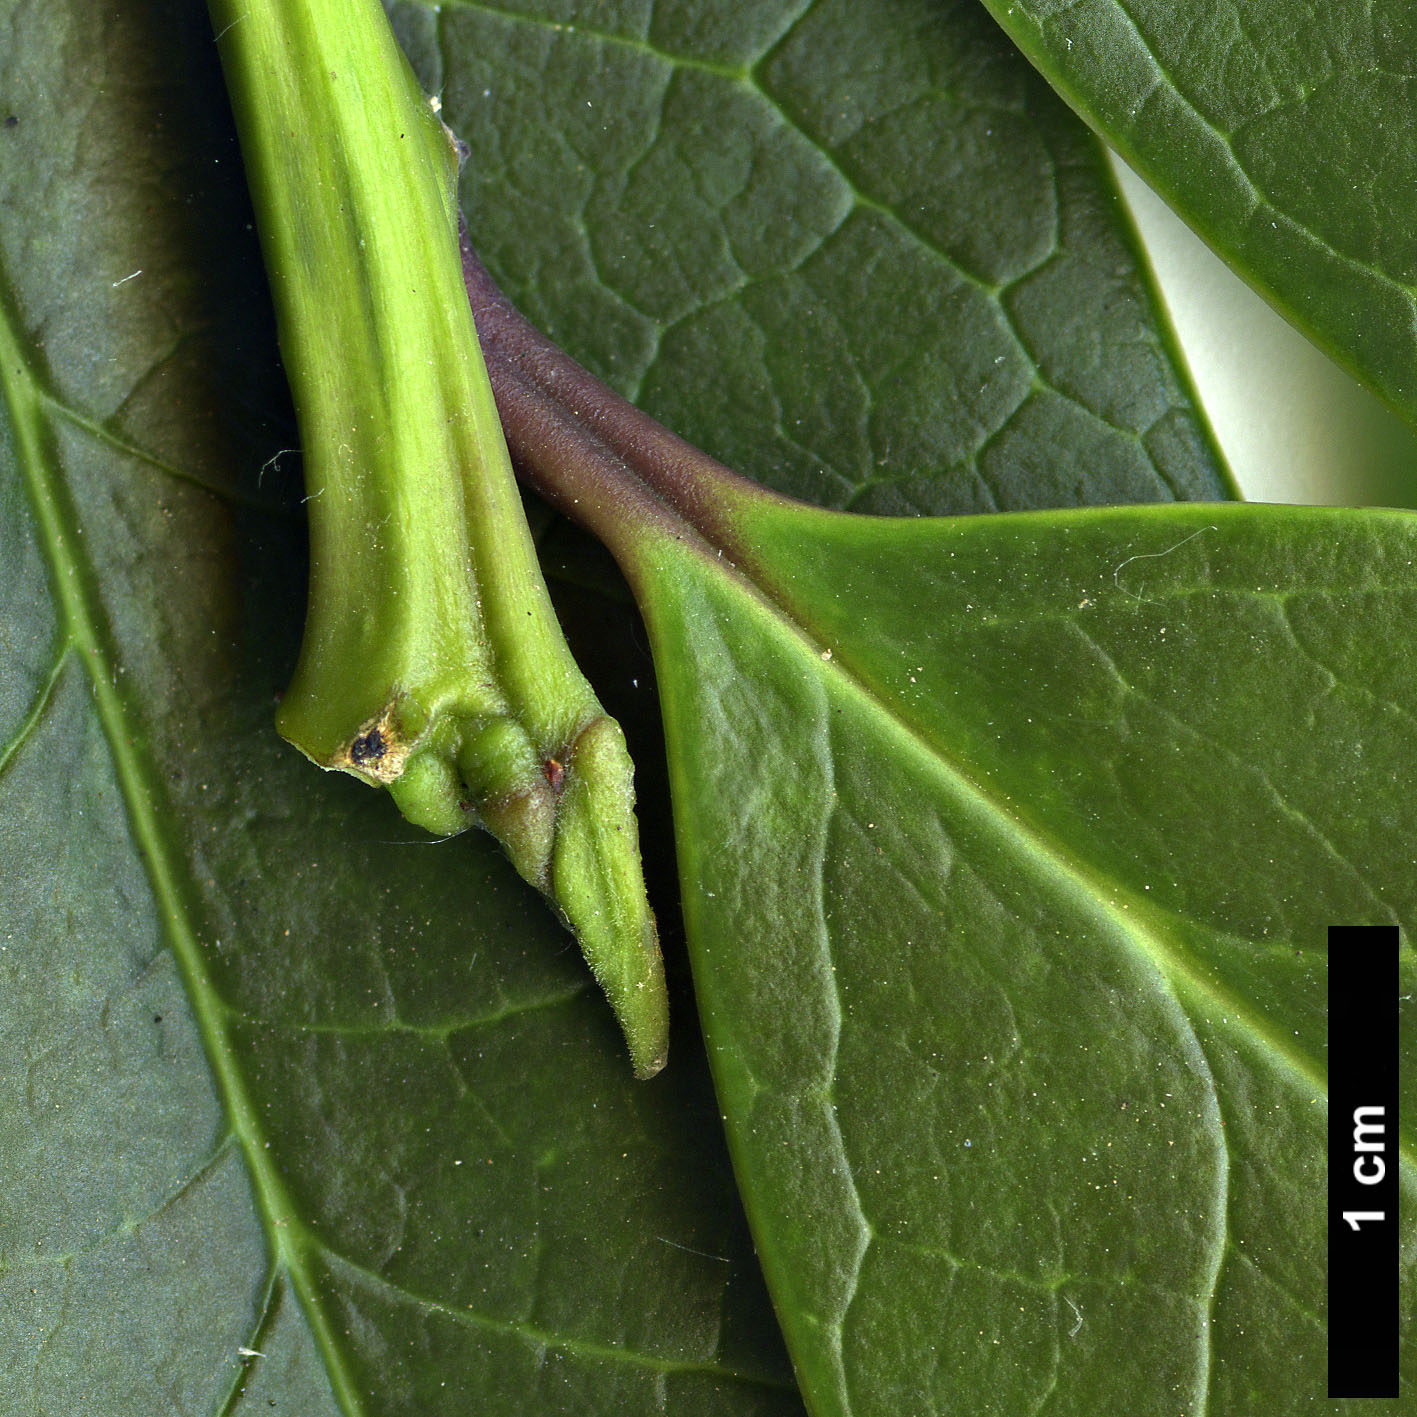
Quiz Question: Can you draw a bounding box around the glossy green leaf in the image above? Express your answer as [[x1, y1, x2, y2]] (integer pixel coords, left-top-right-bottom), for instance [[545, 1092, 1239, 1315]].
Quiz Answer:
[[978, 0, 1417, 430], [392, 0, 1233, 513], [629, 493, 1417, 1415]]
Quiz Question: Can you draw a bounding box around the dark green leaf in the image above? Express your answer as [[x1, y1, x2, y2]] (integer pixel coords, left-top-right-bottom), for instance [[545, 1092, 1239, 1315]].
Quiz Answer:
[[0, 3, 793, 1411], [0, 0, 1318, 1411], [463, 254, 1416, 1411], [978, 0, 1417, 431], [395, 0, 1233, 513]]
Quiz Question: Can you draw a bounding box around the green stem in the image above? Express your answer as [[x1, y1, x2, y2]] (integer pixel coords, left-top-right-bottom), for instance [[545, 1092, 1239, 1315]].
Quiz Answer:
[[211, 0, 667, 1077]]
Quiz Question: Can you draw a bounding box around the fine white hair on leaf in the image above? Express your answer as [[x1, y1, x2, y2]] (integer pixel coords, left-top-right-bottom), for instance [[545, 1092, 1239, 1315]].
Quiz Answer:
[[1111, 524, 1217, 603]]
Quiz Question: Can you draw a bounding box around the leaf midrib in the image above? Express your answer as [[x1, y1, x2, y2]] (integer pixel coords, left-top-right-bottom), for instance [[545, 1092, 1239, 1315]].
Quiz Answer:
[[669, 515, 1414, 1177], [0, 293, 370, 1416], [1, 294, 794, 1413], [658, 544, 1235, 1416]]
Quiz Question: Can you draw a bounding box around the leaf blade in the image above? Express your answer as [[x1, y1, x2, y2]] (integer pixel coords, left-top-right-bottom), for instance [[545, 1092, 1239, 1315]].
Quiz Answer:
[[403, 0, 1234, 513], [0, 2, 799, 1410], [630, 499, 1415, 1414], [979, 0, 1417, 431]]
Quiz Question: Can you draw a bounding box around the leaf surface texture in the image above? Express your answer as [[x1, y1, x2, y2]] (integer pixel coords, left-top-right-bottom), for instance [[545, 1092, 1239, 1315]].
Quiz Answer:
[[397, 0, 1232, 513], [636, 499, 1416, 1414], [980, 0, 1417, 428]]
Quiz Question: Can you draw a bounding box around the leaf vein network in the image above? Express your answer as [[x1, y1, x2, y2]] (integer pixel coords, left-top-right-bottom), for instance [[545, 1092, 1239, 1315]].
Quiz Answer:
[[1077, 0, 1417, 297], [43, 391, 287, 514], [220, 982, 593, 1041], [311, 1242, 801, 1390], [1074, 624, 1393, 925], [442, 0, 1177, 484], [1272, 592, 1417, 735], [0, 1136, 238, 1278], [211, 1267, 285, 1417], [0, 275, 373, 1417], [446, 0, 750, 80], [813, 726, 873, 1398], [0, 641, 73, 783], [753, 565, 1328, 1126], [1222, 1239, 1327, 1331]]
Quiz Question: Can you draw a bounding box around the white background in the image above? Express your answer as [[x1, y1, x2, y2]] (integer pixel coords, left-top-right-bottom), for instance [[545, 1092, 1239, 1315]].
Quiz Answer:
[[1112, 157, 1417, 508]]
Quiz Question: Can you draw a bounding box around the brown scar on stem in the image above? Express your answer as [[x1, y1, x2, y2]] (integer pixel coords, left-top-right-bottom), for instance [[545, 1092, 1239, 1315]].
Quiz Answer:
[[329, 703, 413, 783], [543, 756, 566, 793]]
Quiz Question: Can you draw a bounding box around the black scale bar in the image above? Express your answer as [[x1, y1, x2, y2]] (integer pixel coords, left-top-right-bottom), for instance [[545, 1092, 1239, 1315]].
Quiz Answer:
[[1329, 924, 1400, 1399]]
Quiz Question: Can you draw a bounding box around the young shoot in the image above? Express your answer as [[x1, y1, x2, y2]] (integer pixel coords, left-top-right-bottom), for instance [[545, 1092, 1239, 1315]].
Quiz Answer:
[[210, 0, 668, 1077]]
